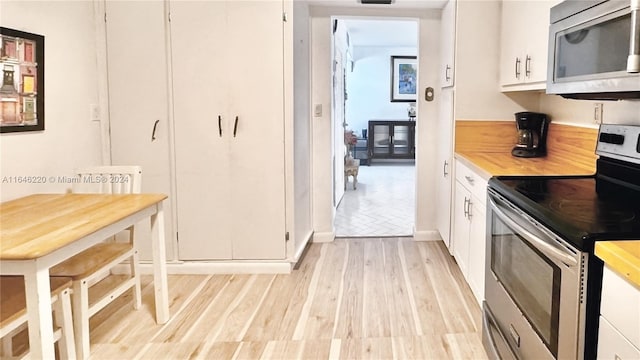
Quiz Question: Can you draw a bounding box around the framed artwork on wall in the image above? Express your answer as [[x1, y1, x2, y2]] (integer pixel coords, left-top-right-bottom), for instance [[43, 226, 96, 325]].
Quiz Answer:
[[390, 55, 417, 102], [0, 27, 45, 133]]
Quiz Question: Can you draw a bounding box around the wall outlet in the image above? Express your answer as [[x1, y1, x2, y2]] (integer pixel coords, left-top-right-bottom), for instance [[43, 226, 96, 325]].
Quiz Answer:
[[90, 104, 100, 121], [594, 103, 603, 124]]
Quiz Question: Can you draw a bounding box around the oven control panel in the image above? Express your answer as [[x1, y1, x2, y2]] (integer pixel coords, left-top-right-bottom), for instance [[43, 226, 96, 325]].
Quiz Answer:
[[596, 124, 640, 164]]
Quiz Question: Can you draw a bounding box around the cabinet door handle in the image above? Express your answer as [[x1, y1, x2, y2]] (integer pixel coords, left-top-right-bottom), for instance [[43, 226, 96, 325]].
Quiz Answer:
[[443, 160, 449, 176], [628, 0, 640, 72], [525, 55, 532, 78], [151, 119, 160, 142], [218, 115, 223, 137], [515, 57, 521, 79], [463, 197, 469, 218], [445, 65, 451, 81], [233, 116, 239, 137], [467, 199, 473, 219], [464, 175, 475, 184]]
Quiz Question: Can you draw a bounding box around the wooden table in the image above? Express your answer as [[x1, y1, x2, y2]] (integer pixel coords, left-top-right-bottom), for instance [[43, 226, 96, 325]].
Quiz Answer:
[[0, 193, 170, 359]]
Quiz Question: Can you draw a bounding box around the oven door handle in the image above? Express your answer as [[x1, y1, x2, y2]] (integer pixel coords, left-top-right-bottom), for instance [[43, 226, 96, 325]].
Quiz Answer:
[[488, 195, 578, 267]]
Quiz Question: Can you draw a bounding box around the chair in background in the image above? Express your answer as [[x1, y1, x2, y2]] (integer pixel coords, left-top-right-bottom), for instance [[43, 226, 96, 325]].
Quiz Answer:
[[50, 165, 143, 359], [0, 276, 76, 359]]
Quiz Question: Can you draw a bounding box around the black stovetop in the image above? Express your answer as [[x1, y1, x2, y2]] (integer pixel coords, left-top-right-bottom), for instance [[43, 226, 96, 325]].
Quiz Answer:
[[489, 171, 640, 252]]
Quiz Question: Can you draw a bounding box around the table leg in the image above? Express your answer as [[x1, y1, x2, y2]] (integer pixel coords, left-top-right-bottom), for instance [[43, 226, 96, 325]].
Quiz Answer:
[[150, 202, 170, 323], [24, 264, 56, 359]]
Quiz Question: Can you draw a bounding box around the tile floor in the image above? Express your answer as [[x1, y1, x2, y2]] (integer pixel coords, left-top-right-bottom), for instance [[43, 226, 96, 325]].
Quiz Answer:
[[335, 162, 415, 237]]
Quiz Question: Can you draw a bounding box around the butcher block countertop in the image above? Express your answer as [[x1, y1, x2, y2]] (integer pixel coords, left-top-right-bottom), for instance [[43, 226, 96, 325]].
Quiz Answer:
[[595, 241, 640, 288], [454, 120, 599, 179], [455, 151, 595, 180]]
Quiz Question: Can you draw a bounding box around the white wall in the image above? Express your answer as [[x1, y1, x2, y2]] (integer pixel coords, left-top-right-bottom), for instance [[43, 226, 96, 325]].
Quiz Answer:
[[292, 1, 314, 253], [0, 1, 103, 201], [346, 46, 417, 134], [414, 12, 441, 240], [540, 94, 640, 127], [311, 15, 335, 242]]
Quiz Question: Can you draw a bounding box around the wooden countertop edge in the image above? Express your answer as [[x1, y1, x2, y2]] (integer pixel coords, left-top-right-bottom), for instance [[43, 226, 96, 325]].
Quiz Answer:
[[454, 153, 493, 180], [595, 241, 640, 289]]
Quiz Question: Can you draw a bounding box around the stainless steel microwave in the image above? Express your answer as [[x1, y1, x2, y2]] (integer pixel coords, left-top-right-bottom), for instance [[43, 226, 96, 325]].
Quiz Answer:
[[547, 0, 640, 100]]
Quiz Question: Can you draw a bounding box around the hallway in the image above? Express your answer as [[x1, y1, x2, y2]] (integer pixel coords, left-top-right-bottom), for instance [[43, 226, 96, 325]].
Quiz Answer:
[[335, 163, 415, 237]]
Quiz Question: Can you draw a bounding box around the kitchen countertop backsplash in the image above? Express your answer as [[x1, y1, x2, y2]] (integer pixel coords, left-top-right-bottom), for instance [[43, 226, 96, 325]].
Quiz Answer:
[[454, 120, 598, 179]]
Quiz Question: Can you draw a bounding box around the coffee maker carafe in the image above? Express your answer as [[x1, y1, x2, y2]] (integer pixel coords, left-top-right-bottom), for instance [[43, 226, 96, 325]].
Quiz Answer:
[[511, 112, 549, 158]]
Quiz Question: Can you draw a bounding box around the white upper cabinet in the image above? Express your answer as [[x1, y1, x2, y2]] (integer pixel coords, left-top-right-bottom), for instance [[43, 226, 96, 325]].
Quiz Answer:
[[500, 0, 555, 91], [441, 0, 457, 88]]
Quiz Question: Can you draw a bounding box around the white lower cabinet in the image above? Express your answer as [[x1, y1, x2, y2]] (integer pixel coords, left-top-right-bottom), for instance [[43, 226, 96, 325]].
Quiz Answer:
[[597, 266, 640, 359], [451, 160, 487, 305]]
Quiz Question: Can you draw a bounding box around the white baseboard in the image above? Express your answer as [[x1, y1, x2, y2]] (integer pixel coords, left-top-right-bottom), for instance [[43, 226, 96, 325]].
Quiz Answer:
[[292, 231, 314, 263], [312, 231, 335, 243], [114, 260, 292, 275], [413, 230, 442, 241]]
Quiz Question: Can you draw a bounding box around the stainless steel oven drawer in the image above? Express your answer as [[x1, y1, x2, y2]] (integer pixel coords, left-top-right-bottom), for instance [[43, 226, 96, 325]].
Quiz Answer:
[[485, 273, 555, 360]]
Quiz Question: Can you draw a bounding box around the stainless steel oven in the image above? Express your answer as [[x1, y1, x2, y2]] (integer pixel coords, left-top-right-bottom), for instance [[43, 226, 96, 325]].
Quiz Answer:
[[483, 125, 640, 360], [547, 0, 640, 99], [483, 189, 588, 360]]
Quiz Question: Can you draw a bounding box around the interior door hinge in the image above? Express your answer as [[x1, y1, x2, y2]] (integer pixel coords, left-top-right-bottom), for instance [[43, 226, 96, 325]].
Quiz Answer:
[[104, 12, 107, 23], [176, 232, 179, 243], [285, 232, 290, 241], [282, 12, 288, 22], [168, 12, 171, 22]]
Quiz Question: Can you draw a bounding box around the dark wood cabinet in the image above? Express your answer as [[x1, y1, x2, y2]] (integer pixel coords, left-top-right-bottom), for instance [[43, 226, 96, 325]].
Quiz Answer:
[[367, 120, 415, 161]]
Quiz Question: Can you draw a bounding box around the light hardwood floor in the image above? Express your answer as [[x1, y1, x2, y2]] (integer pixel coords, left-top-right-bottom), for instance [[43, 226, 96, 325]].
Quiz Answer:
[[82, 238, 487, 359]]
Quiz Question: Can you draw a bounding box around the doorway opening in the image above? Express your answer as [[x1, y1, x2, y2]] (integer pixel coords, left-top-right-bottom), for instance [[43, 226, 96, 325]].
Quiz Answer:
[[331, 17, 419, 237]]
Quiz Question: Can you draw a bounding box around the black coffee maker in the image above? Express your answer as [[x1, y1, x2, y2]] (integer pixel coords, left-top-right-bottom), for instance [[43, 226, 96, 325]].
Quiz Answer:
[[511, 112, 549, 158]]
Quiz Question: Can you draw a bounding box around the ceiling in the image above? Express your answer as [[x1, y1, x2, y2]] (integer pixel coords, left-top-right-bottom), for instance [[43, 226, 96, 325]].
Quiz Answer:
[[305, 0, 447, 9], [303, 0, 444, 48], [342, 19, 418, 47]]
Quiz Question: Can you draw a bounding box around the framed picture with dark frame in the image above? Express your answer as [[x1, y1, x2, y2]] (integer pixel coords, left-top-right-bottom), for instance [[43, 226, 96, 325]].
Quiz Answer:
[[1, 27, 45, 133], [390, 55, 417, 102]]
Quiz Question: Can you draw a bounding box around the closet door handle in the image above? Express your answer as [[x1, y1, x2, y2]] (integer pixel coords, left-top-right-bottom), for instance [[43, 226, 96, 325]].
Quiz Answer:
[[151, 120, 160, 142], [233, 116, 239, 137], [218, 115, 223, 137]]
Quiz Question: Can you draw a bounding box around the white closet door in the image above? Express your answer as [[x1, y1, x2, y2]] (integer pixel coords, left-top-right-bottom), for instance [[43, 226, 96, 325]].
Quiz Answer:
[[105, 0, 175, 261], [226, 1, 286, 259], [171, 0, 232, 260]]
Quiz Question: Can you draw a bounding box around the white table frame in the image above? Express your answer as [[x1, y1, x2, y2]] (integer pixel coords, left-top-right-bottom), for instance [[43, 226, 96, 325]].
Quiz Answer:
[[0, 197, 169, 359]]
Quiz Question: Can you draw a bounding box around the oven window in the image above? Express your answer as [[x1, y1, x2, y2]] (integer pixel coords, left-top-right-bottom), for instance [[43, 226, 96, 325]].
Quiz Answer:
[[555, 13, 630, 80], [491, 216, 560, 356]]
